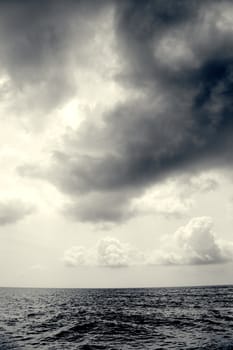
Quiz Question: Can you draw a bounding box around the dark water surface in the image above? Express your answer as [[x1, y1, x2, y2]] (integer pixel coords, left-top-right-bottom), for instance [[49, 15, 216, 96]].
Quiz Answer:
[[1, 286, 233, 349]]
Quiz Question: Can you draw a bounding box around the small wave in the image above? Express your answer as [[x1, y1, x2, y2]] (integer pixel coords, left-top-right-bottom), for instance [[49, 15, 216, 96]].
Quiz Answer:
[[46, 321, 97, 341], [79, 344, 108, 350]]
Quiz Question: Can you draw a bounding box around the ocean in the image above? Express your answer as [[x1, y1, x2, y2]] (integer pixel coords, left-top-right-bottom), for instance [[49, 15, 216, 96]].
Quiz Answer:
[[0, 286, 233, 349]]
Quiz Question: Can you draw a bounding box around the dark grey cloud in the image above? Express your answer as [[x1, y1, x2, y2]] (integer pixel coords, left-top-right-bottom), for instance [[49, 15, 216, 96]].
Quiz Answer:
[[63, 191, 136, 223], [0, 0, 111, 128], [0, 198, 35, 225], [18, 0, 233, 222]]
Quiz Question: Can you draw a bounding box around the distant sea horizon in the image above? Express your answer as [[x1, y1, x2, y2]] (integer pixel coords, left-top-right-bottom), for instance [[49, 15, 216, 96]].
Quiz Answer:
[[1, 283, 233, 289]]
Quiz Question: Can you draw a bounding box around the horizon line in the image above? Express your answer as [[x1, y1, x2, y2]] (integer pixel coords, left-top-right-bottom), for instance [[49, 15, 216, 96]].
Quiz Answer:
[[1, 283, 233, 290]]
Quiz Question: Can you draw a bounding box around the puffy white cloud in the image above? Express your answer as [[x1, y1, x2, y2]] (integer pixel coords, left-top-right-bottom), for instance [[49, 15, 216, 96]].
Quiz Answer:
[[96, 237, 143, 267], [63, 237, 144, 268], [63, 246, 87, 267], [148, 217, 232, 265], [63, 217, 233, 268], [0, 198, 35, 225]]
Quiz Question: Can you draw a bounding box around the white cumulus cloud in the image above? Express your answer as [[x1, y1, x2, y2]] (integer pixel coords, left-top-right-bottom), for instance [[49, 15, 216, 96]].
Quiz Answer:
[[96, 237, 143, 267], [63, 217, 233, 268], [148, 217, 232, 265], [63, 246, 87, 267], [63, 237, 144, 268]]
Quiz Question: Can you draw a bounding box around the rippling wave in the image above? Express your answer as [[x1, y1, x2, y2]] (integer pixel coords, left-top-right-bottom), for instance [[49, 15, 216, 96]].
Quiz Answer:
[[1, 286, 233, 349]]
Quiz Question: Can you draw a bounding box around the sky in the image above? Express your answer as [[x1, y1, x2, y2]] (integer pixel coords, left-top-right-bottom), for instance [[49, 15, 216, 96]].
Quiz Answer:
[[1, 0, 233, 288]]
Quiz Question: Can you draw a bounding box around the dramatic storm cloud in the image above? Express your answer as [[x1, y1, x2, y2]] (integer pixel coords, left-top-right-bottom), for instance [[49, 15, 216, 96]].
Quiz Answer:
[[17, 0, 233, 223], [1, 0, 233, 289], [0, 0, 113, 129]]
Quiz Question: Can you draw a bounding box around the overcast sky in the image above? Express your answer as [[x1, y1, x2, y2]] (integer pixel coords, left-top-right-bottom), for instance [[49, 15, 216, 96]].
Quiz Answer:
[[1, 0, 233, 288]]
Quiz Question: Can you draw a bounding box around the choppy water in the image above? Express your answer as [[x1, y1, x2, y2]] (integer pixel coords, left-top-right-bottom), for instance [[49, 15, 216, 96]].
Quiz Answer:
[[1, 286, 233, 349]]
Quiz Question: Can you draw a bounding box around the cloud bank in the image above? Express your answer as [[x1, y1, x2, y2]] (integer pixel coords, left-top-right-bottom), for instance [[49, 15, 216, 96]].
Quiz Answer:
[[63, 217, 233, 267]]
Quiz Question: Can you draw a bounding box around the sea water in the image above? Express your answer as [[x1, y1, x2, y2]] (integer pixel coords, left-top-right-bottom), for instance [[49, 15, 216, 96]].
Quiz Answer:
[[1, 286, 233, 349]]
